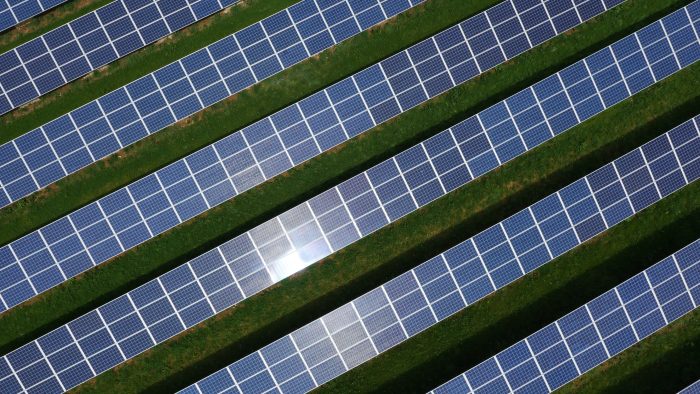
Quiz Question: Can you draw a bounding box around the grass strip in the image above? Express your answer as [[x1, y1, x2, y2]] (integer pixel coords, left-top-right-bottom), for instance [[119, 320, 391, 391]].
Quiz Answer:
[[70, 68, 700, 391], [0, 0, 693, 353], [0, 0, 679, 239], [0, 0, 113, 54], [558, 309, 700, 394], [318, 186, 700, 393]]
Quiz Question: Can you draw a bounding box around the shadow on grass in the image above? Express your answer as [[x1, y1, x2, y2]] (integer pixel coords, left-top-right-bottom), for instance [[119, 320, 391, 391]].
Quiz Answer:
[[597, 326, 700, 394], [135, 106, 700, 391]]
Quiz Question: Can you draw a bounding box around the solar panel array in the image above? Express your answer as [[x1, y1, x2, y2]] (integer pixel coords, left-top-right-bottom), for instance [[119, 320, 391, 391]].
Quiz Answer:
[[3, 9, 698, 333], [1, 35, 698, 394], [681, 380, 700, 394], [0, 1, 693, 314], [178, 127, 700, 394], [0, 0, 67, 32], [0, 0, 429, 208], [0, 0, 623, 208], [0, 0, 242, 113], [431, 240, 700, 394]]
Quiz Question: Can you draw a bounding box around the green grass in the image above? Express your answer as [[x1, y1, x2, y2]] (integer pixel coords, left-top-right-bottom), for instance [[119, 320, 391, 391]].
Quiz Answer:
[[0, 0, 689, 353], [318, 186, 700, 393], [72, 66, 700, 392], [0, 0, 680, 241], [0, 0, 113, 54], [558, 310, 700, 394]]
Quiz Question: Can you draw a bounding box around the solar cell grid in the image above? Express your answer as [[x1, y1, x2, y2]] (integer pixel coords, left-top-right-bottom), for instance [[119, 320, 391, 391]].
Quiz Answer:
[[0, 0, 692, 314], [0, 0, 68, 33], [176, 130, 699, 394], [0, 0, 627, 208], [0, 0, 242, 113], [0, 47, 698, 394], [431, 240, 700, 394]]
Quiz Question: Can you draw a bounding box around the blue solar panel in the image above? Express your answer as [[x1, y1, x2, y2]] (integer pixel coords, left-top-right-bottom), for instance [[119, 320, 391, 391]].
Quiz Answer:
[[431, 240, 700, 394], [0, 1, 692, 317], [0, 0, 634, 313], [0, 0, 625, 207], [0, 23, 697, 394], [0, 0, 68, 33], [176, 133, 699, 394], [680, 380, 700, 394], [0, 0, 244, 113]]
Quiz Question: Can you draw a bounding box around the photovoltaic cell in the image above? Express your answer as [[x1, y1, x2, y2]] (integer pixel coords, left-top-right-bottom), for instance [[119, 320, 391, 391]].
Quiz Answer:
[[0, 0, 629, 208], [431, 240, 700, 394], [0, 2, 693, 319], [0, 0, 241, 112], [0, 0, 636, 308], [178, 130, 699, 394], [0, 25, 697, 394], [0, 0, 68, 33]]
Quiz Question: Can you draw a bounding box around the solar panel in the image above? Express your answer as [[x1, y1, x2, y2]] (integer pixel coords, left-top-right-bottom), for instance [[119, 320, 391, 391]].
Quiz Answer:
[[680, 380, 700, 394], [0, 0, 651, 314], [176, 129, 699, 394], [0, 0, 627, 208], [0, 2, 694, 317], [0, 40, 697, 394], [0, 0, 427, 117], [0, 0, 68, 33], [0, 0, 242, 113], [431, 240, 700, 394]]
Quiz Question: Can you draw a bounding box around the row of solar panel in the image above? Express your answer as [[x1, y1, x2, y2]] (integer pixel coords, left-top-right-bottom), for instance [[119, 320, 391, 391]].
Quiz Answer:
[[430, 240, 699, 394], [0, 27, 697, 391], [2, 118, 697, 394], [0, 0, 67, 32], [0, 0, 480, 313], [0, 0, 621, 208], [0, 0, 241, 113], [0, 0, 427, 207], [0, 0, 691, 316], [0, 0, 423, 116], [175, 131, 700, 394], [2, 0, 580, 306], [0, 0, 637, 383], [1, 0, 696, 388], [0, 1, 697, 392], [0, 0, 607, 310]]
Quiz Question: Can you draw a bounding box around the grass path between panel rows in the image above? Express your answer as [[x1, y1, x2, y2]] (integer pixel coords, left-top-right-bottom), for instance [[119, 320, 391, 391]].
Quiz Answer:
[[0, 0, 688, 350], [77, 65, 700, 392], [0, 0, 683, 241]]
